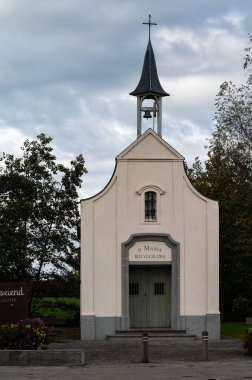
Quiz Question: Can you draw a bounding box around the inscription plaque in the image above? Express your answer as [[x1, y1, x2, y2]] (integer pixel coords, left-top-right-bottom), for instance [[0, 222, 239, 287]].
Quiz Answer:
[[129, 241, 172, 262]]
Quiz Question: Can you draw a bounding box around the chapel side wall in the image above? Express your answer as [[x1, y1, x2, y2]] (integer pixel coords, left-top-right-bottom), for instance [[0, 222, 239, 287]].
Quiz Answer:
[[206, 200, 220, 338], [80, 181, 118, 317], [206, 201, 219, 314], [80, 200, 94, 317], [182, 176, 219, 317], [182, 173, 220, 338], [92, 181, 118, 316], [183, 177, 208, 316]]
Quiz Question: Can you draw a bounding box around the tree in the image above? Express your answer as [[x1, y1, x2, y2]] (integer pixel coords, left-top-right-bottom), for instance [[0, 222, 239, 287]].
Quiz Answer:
[[0, 134, 87, 307], [187, 36, 252, 320]]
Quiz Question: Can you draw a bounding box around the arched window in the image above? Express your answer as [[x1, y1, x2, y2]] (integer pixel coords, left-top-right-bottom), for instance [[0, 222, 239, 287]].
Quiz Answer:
[[137, 185, 165, 224], [145, 191, 157, 221]]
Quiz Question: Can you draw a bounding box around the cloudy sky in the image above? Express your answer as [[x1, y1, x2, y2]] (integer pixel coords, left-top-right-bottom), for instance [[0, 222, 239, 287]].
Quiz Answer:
[[0, 0, 251, 198]]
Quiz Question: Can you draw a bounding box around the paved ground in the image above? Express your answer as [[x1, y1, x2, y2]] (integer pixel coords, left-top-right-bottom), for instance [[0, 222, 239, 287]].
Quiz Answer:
[[0, 338, 251, 379]]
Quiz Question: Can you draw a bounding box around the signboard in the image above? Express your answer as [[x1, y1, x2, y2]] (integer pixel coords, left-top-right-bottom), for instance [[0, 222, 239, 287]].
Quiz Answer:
[[129, 241, 172, 263], [0, 282, 28, 324]]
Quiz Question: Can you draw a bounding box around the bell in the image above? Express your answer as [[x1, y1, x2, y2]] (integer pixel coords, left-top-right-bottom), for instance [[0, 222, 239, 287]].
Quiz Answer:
[[143, 110, 152, 119]]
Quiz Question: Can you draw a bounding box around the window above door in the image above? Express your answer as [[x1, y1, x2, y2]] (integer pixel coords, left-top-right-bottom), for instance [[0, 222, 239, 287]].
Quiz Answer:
[[136, 185, 165, 224]]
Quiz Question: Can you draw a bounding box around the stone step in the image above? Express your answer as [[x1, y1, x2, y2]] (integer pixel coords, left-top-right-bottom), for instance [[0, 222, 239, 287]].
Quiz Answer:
[[107, 329, 196, 341], [115, 328, 188, 334]]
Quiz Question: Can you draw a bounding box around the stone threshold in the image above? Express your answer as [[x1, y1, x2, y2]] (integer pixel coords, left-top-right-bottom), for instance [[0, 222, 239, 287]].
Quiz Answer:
[[0, 349, 85, 366]]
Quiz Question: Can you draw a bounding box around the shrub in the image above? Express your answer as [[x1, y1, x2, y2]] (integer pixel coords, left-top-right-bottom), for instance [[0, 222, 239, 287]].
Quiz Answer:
[[231, 296, 252, 321], [31, 297, 80, 327], [0, 318, 51, 350], [244, 329, 252, 356], [0, 324, 19, 349]]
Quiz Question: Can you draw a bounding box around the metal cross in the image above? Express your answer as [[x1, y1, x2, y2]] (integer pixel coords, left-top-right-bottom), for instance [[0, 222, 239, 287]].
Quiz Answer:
[[143, 14, 157, 40]]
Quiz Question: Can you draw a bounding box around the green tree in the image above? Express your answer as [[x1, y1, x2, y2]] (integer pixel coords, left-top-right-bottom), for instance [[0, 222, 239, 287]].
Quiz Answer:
[[0, 134, 87, 307], [187, 36, 252, 320]]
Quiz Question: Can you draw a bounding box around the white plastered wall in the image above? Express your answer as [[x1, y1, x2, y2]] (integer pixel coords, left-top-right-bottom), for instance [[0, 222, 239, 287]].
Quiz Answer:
[[80, 129, 219, 326]]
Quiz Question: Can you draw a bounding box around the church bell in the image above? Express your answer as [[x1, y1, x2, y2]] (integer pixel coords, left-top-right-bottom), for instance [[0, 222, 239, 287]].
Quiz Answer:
[[143, 110, 152, 119]]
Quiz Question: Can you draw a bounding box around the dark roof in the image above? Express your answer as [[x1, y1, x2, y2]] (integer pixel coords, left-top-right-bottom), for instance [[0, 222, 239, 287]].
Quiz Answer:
[[130, 39, 169, 97]]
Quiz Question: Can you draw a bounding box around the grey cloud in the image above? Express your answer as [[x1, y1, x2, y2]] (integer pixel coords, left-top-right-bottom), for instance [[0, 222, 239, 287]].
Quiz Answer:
[[0, 0, 251, 197]]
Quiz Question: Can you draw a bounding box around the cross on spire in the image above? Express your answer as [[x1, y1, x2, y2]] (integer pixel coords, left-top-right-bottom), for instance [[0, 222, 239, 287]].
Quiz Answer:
[[143, 14, 157, 40]]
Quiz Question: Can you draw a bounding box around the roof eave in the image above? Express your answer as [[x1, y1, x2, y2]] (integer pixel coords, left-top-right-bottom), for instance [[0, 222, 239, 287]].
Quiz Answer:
[[129, 90, 170, 97]]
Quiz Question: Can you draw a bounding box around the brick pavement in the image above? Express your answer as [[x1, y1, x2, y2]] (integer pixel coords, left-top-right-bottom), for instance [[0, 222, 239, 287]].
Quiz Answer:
[[0, 338, 251, 379]]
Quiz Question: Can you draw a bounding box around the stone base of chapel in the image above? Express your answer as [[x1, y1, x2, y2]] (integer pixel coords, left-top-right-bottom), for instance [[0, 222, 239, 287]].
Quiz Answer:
[[80, 314, 220, 340]]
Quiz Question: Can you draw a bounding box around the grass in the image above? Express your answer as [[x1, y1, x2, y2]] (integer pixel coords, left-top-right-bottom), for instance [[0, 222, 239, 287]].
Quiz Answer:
[[221, 322, 252, 340], [31, 297, 80, 322]]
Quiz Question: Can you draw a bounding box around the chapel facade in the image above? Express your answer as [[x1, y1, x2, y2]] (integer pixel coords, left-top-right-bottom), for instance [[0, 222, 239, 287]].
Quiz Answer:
[[80, 19, 220, 340]]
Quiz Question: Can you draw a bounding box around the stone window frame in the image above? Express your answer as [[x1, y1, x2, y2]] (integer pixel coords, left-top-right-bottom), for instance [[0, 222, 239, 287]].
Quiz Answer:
[[136, 185, 165, 224]]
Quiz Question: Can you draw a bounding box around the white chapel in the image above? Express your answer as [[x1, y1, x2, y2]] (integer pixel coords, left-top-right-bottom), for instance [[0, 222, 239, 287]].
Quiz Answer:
[[80, 17, 220, 340]]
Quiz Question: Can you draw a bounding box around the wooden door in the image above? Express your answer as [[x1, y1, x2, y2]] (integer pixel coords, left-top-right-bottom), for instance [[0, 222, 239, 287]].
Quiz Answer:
[[129, 266, 171, 328]]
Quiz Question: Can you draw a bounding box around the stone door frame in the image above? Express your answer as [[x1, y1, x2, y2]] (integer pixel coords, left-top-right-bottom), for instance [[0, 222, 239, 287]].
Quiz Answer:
[[121, 233, 180, 330]]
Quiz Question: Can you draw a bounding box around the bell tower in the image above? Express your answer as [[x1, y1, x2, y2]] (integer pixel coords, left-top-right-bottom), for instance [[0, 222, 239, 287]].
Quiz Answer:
[[130, 15, 169, 138]]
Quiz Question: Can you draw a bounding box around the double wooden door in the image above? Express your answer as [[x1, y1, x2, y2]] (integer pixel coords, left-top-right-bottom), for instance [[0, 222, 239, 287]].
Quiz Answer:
[[129, 266, 171, 328]]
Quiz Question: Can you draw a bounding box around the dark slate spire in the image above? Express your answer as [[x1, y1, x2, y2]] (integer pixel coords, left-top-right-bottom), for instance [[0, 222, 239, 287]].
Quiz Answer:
[[130, 39, 169, 97], [131, 15, 169, 138]]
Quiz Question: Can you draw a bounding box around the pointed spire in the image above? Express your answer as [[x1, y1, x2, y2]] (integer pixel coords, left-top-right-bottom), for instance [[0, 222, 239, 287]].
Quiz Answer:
[[130, 39, 169, 97], [130, 15, 169, 138]]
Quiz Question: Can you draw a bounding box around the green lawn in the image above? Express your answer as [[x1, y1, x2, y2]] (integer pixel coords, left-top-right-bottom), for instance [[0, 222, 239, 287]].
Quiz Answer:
[[31, 297, 80, 324], [221, 322, 252, 340]]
